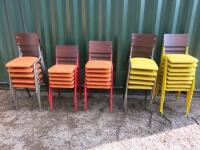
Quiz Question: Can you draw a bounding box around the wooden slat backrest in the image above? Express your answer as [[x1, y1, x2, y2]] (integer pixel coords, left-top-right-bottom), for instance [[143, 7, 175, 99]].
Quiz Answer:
[[89, 41, 112, 61], [163, 34, 188, 54], [56, 45, 79, 65], [131, 33, 157, 58]]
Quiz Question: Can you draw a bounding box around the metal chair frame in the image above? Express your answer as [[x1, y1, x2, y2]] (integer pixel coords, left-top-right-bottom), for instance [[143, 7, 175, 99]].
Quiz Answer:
[[10, 33, 46, 110], [48, 45, 79, 112], [84, 41, 113, 112], [123, 33, 157, 112]]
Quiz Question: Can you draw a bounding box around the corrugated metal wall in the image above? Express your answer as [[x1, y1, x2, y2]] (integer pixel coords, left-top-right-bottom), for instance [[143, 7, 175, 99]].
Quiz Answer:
[[0, 0, 200, 89]]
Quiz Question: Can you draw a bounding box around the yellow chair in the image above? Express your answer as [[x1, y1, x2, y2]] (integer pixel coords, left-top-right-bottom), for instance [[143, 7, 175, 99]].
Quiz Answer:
[[123, 33, 158, 112], [155, 34, 198, 115]]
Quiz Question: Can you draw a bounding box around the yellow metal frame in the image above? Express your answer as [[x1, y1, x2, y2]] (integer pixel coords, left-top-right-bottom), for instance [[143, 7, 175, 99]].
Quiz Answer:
[[156, 46, 196, 115]]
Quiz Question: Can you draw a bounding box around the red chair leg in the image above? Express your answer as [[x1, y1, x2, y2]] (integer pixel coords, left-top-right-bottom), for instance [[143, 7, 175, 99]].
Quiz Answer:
[[49, 87, 53, 112], [78, 68, 81, 95], [84, 82, 88, 112], [109, 87, 113, 112], [109, 66, 113, 112], [74, 70, 78, 112]]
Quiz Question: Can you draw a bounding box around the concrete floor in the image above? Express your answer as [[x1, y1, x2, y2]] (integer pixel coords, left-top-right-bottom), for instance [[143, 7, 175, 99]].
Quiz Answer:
[[0, 89, 200, 150]]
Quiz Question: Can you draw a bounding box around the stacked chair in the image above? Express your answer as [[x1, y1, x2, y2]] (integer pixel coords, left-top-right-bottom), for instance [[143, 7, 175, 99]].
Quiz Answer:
[[5, 33, 47, 109], [48, 45, 80, 112], [84, 41, 113, 112], [156, 34, 198, 115], [123, 33, 158, 112]]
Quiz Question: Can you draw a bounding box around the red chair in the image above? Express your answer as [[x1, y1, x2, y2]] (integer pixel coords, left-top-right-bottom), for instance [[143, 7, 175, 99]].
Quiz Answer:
[[84, 41, 113, 112], [48, 45, 80, 112]]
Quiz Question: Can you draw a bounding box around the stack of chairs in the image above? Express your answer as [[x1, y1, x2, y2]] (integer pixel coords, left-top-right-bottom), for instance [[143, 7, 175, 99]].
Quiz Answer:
[[84, 41, 113, 112], [123, 33, 158, 112], [5, 33, 46, 109], [48, 45, 80, 112], [157, 34, 198, 115]]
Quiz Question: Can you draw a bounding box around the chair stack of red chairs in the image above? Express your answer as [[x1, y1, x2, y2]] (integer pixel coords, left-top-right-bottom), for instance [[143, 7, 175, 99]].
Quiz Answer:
[[48, 45, 79, 112], [84, 41, 113, 112]]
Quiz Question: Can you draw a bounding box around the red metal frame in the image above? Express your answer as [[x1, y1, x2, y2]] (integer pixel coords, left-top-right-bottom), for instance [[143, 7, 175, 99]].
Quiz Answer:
[[84, 41, 113, 112], [48, 45, 79, 112]]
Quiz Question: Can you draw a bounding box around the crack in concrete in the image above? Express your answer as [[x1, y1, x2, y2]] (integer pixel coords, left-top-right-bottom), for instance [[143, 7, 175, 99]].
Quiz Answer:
[[191, 116, 200, 125], [116, 112, 126, 141]]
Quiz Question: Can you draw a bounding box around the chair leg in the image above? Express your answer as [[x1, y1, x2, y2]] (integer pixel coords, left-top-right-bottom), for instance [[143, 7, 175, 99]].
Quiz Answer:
[[144, 91, 148, 110], [49, 87, 53, 112], [37, 85, 41, 110], [150, 90, 154, 114], [186, 90, 193, 115], [159, 90, 166, 115], [25, 88, 31, 98], [109, 88, 113, 113], [78, 69, 81, 95], [74, 71, 78, 112], [13, 88, 18, 109], [84, 83, 88, 112]]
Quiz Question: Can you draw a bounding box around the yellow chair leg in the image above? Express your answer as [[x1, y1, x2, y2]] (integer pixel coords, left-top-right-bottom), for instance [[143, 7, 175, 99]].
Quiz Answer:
[[159, 90, 165, 115], [186, 90, 193, 115]]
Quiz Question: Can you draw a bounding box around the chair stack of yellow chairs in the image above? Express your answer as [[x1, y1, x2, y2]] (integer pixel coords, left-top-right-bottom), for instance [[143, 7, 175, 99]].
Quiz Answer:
[[157, 34, 198, 115], [123, 34, 158, 112], [128, 58, 158, 90]]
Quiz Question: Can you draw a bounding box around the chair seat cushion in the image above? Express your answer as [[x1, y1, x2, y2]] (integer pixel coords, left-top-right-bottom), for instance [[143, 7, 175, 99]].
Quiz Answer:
[[128, 80, 154, 85], [130, 69, 157, 76], [166, 54, 198, 63], [129, 75, 156, 81], [130, 58, 158, 71], [128, 85, 153, 90], [86, 60, 112, 69], [48, 64, 76, 74], [6, 57, 39, 68]]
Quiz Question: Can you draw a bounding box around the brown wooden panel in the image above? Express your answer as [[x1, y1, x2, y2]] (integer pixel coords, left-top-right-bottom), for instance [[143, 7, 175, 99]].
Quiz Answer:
[[164, 34, 188, 47], [131, 33, 157, 58]]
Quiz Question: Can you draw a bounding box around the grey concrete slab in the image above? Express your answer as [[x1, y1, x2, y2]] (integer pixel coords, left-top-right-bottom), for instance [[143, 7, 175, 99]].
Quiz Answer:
[[0, 89, 199, 150]]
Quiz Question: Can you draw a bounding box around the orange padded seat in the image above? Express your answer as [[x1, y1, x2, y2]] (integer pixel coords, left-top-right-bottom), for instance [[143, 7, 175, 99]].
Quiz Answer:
[[6, 57, 39, 68]]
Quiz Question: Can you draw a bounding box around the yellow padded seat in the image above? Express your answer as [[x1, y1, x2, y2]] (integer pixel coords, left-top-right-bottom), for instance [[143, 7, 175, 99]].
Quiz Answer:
[[167, 76, 194, 81], [168, 62, 197, 68], [129, 75, 156, 81], [167, 72, 195, 77], [128, 80, 154, 85], [166, 54, 198, 64], [130, 58, 158, 71], [128, 85, 153, 90], [167, 80, 193, 85], [130, 69, 157, 76], [168, 67, 195, 73]]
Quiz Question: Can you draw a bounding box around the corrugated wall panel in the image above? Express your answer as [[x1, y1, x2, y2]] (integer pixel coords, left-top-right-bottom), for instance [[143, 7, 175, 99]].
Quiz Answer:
[[0, 0, 200, 89]]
